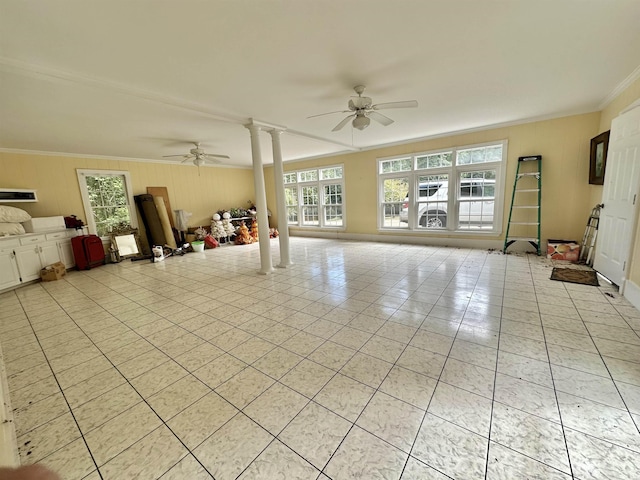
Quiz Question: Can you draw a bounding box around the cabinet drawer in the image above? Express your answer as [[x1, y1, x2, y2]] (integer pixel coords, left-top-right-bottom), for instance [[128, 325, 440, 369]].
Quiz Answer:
[[45, 231, 69, 241], [0, 237, 20, 249], [19, 234, 46, 245]]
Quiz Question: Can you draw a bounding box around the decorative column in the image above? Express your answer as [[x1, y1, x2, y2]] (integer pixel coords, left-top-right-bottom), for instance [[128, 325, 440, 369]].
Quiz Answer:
[[245, 123, 274, 275], [269, 129, 293, 267]]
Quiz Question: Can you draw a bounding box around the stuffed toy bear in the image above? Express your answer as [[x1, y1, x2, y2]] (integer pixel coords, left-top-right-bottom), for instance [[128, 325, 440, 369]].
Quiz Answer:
[[234, 221, 253, 245], [250, 218, 259, 242]]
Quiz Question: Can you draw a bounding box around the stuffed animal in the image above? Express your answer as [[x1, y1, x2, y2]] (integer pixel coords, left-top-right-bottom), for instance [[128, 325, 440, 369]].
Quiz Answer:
[[234, 221, 253, 245], [250, 218, 259, 242], [269, 228, 279, 238], [222, 211, 236, 237], [211, 213, 226, 240]]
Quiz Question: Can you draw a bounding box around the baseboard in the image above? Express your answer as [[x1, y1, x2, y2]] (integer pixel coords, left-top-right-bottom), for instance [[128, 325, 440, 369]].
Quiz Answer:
[[623, 279, 640, 311], [290, 230, 504, 250]]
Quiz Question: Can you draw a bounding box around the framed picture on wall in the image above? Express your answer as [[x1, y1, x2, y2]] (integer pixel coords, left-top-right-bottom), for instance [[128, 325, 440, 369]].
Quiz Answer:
[[589, 130, 610, 185]]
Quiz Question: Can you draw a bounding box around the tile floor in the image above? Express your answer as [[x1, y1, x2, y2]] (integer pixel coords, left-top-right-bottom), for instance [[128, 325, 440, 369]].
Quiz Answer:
[[1, 238, 640, 479]]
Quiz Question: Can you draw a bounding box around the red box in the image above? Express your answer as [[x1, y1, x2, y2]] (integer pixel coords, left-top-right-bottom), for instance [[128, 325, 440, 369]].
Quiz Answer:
[[547, 239, 580, 261]]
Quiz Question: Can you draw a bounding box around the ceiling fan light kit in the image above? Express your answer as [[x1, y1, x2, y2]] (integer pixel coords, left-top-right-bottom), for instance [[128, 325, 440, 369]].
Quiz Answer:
[[352, 115, 370, 131], [308, 85, 418, 132]]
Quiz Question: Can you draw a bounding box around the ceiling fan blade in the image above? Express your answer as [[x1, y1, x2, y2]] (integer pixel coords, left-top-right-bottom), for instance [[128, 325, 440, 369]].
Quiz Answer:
[[180, 156, 192, 164], [368, 111, 394, 127], [332, 114, 356, 132], [372, 100, 418, 110], [307, 110, 351, 119], [204, 154, 230, 159], [163, 154, 188, 158]]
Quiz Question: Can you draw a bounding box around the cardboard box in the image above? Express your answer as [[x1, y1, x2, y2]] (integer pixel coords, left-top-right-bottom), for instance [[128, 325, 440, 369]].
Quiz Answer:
[[547, 239, 580, 262], [40, 261, 66, 281]]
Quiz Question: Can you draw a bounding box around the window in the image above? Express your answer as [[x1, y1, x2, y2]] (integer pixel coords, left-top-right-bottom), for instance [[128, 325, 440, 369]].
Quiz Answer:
[[378, 141, 506, 233], [77, 170, 137, 238], [284, 165, 344, 228]]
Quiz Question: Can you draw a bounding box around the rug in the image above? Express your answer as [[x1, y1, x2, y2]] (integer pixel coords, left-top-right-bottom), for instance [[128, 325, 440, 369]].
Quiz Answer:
[[550, 267, 599, 286]]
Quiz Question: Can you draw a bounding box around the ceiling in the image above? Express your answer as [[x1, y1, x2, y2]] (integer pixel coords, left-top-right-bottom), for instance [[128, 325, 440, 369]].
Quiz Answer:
[[1, 1, 640, 167]]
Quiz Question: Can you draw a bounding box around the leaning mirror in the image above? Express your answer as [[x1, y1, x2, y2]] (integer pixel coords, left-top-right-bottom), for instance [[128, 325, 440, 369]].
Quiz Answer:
[[110, 227, 142, 260]]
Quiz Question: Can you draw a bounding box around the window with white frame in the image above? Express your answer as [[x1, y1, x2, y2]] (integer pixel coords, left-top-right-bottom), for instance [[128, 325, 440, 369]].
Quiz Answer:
[[77, 170, 137, 238], [378, 141, 506, 233], [284, 165, 344, 228]]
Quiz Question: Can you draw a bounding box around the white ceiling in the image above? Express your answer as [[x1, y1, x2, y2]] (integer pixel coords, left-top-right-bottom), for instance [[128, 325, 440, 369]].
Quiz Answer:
[[1, 0, 640, 167]]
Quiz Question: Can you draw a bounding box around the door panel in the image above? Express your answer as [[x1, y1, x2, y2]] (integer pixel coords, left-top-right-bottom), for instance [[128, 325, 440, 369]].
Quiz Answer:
[[594, 105, 640, 287]]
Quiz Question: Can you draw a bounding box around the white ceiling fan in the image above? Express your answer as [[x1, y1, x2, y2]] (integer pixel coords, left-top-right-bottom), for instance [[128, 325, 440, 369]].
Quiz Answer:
[[163, 142, 230, 166], [308, 85, 418, 132]]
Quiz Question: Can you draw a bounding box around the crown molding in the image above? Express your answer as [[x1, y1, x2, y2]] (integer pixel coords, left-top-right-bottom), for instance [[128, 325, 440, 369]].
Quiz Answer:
[[599, 63, 640, 110], [0, 148, 252, 169]]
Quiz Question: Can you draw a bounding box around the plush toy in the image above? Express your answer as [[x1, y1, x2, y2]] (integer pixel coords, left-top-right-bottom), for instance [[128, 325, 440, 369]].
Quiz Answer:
[[234, 221, 254, 245], [211, 213, 226, 240], [269, 228, 279, 238], [250, 218, 259, 242], [222, 211, 235, 237]]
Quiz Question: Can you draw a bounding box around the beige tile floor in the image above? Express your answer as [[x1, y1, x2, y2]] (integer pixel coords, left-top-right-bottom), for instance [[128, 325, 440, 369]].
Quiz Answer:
[[1, 238, 640, 479]]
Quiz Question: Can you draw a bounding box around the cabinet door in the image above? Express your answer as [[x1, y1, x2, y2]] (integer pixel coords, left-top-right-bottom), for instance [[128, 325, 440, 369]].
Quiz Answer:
[[15, 246, 42, 282], [40, 242, 62, 267], [0, 248, 20, 291], [58, 240, 75, 268]]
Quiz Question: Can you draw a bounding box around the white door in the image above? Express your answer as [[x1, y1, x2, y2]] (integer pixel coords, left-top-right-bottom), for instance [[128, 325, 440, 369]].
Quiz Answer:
[[594, 104, 640, 288]]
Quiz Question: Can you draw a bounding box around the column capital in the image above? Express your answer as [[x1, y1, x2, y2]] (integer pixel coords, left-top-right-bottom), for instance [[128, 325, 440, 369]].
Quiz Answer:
[[244, 123, 262, 134], [268, 128, 285, 137]]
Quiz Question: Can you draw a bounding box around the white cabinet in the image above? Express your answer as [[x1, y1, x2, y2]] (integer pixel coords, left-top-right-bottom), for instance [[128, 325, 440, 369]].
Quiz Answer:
[[0, 230, 75, 291], [14, 245, 45, 282], [45, 231, 75, 269], [58, 239, 74, 268], [0, 244, 20, 291]]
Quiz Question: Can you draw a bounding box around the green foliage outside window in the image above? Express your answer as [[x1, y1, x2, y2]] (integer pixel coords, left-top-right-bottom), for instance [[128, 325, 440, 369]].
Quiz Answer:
[[86, 175, 131, 237]]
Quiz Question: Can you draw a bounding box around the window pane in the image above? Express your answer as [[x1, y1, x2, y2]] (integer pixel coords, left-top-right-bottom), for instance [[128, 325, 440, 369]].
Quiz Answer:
[[283, 173, 297, 184], [416, 174, 448, 229], [320, 167, 343, 180], [301, 186, 318, 206], [285, 187, 298, 206], [380, 158, 411, 174], [382, 177, 408, 228], [324, 184, 342, 205], [84, 174, 131, 237], [457, 170, 496, 230], [324, 205, 343, 227], [302, 206, 319, 226], [298, 170, 318, 182], [456, 145, 502, 165], [416, 152, 453, 169], [287, 206, 298, 224]]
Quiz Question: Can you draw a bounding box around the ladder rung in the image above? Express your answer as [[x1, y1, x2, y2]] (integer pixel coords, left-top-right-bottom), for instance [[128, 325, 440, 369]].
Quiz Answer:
[[509, 222, 539, 225], [517, 173, 540, 177], [512, 206, 539, 209], [515, 189, 540, 193], [507, 237, 538, 242]]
